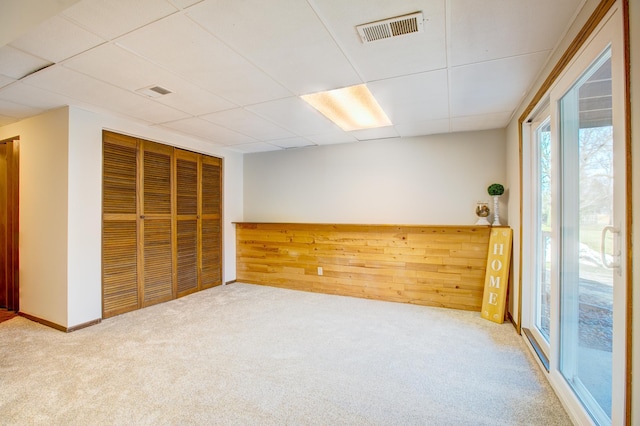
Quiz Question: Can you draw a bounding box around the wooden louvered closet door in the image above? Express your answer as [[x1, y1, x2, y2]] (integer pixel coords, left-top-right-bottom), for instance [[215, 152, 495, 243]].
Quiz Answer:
[[103, 131, 222, 318], [102, 131, 139, 318], [175, 149, 199, 297], [201, 156, 222, 289], [140, 141, 174, 307]]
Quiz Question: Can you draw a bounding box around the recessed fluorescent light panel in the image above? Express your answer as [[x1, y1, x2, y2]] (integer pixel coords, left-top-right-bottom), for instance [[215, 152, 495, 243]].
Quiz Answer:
[[301, 84, 392, 132]]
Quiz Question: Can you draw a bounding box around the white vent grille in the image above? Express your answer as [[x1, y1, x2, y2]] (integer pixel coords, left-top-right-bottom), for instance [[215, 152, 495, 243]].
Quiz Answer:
[[356, 12, 424, 44], [136, 85, 172, 98], [150, 85, 171, 95]]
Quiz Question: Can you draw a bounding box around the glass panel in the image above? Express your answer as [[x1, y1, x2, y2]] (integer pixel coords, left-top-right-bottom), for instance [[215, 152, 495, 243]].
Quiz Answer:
[[534, 120, 552, 343], [559, 48, 613, 425]]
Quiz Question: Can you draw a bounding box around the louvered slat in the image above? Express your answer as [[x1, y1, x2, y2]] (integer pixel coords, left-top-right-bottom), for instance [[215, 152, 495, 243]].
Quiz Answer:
[[103, 221, 138, 317], [202, 160, 221, 216], [177, 158, 197, 215], [103, 142, 136, 215], [143, 219, 173, 305], [144, 151, 172, 215], [201, 219, 222, 288], [177, 220, 198, 295], [176, 152, 199, 296]]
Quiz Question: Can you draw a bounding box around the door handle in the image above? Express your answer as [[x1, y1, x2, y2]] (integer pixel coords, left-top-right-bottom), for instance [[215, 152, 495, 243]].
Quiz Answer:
[[601, 225, 621, 273]]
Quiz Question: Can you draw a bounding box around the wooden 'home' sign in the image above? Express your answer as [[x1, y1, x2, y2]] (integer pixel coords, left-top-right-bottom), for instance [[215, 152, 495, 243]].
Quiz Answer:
[[481, 227, 513, 324]]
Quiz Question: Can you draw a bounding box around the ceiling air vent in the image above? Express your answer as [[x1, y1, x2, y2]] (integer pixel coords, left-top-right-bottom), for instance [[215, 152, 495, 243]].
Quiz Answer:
[[356, 12, 424, 44], [136, 85, 173, 98]]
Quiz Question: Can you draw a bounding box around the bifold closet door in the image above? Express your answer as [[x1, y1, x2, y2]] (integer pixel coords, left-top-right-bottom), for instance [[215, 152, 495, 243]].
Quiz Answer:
[[140, 141, 174, 307], [103, 132, 221, 318], [175, 149, 199, 297], [102, 132, 139, 318], [201, 156, 222, 289]]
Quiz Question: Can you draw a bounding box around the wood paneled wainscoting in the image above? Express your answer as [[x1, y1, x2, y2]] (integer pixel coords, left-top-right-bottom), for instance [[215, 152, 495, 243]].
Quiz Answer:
[[236, 223, 491, 311]]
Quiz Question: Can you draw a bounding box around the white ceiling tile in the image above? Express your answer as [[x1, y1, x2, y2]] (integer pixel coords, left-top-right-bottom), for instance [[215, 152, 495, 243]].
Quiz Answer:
[[450, 112, 512, 133], [395, 118, 450, 137], [0, 81, 79, 111], [201, 108, 294, 141], [151, 85, 235, 117], [116, 14, 292, 105], [161, 117, 257, 145], [305, 131, 358, 146], [124, 98, 191, 123], [449, 0, 583, 66], [63, 43, 151, 88], [450, 51, 549, 117], [63, 43, 235, 115], [368, 69, 449, 124], [246, 97, 341, 136], [0, 46, 53, 79], [22, 65, 188, 123], [0, 98, 43, 119], [0, 75, 16, 90], [167, 0, 204, 9], [269, 137, 315, 149], [309, 0, 447, 81], [187, 0, 361, 95], [62, 0, 178, 40], [350, 126, 399, 141], [9, 16, 105, 63], [0, 0, 82, 48], [227, 142, 282, 154]]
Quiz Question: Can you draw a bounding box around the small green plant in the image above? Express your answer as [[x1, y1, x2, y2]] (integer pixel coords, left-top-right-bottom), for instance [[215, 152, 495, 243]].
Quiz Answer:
[[487, 183, 504, 196]]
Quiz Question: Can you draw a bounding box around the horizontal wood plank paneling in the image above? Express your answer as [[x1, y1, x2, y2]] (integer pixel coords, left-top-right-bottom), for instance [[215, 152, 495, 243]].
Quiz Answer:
[[236, 223, 491, 311]]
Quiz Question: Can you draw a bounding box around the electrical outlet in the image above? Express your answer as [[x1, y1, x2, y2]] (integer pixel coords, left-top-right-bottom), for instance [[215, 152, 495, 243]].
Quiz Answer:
[[317, 266, 323, 276]]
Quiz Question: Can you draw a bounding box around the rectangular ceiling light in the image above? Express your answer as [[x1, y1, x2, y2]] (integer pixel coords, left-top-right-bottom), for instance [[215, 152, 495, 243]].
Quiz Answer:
[[301, 84, 392, 132]]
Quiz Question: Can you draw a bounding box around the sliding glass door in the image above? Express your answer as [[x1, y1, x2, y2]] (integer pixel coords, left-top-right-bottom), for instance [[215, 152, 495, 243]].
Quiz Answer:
[[534, 118, 552, 346], [558, 49, 615, 424], [522, 5, 626, 425]]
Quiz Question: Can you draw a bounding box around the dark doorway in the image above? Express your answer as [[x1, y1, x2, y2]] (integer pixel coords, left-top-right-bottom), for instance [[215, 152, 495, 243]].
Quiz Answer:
[[0, 137, 19, 313]]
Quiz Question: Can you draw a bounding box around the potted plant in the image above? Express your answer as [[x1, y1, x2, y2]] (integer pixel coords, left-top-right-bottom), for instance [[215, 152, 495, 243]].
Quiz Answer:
[[487, 183, 504, 225]]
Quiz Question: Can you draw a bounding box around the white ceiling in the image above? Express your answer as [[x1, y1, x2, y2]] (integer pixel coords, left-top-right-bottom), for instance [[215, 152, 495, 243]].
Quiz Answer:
[[0, 0, 584, 153]]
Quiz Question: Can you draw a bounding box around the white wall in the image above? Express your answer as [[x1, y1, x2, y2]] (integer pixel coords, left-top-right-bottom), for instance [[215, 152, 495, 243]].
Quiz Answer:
[[0, 107, 70, 326], [244, 129, 507, 225], [66, 107, 103, 327]]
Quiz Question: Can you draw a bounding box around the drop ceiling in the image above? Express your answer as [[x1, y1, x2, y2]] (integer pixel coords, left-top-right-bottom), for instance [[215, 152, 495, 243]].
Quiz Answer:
[[0, 0, 585, 153]]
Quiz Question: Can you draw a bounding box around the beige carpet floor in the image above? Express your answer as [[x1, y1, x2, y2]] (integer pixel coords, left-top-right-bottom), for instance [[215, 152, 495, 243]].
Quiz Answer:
[[0, 283, 571, 425]]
